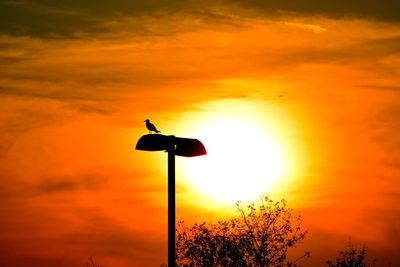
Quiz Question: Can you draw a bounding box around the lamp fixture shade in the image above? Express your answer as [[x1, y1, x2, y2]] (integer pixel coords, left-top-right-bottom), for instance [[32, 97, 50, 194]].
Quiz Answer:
[[136, 134, 206, 157]]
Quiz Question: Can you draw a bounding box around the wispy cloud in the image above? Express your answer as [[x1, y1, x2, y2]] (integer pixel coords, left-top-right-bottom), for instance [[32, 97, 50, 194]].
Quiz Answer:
[[284, 21, 327, 33], [1, 0, 400, 38], [4, 0, 82, 16]]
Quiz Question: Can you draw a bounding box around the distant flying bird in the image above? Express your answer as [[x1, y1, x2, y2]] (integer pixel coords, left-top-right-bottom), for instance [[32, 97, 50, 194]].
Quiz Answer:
[[145, 119, 161, 134]]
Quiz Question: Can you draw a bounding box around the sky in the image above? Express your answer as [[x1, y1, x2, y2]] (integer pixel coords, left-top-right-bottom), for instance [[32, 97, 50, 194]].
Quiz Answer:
[[0, 0, 400, 266]]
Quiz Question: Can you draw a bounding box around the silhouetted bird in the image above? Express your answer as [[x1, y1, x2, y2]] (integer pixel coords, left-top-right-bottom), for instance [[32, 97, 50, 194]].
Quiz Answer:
[[145, 119, 161, 134]]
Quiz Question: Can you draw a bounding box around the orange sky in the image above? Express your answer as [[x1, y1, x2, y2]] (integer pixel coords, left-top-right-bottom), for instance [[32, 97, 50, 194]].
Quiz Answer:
[[1, 1, 400, 266]]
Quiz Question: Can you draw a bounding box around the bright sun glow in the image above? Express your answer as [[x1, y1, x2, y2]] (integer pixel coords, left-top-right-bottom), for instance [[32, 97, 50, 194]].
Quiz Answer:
[[177, 99, 291, 205]]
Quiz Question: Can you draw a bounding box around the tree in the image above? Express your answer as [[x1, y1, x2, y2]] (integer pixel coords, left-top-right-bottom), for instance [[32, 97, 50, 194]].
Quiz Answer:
[[326, 243, 376, 267], [86, 256, 100, 267], [176, 196, 309, 267]]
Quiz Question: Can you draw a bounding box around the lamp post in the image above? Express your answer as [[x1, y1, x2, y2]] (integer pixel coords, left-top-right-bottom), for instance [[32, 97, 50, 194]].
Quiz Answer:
[[136, 134, 207, 266]]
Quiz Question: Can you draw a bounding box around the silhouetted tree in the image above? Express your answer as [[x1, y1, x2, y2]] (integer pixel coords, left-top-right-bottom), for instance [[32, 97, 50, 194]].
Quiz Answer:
[[86, 256, 100, 267], [176, 196, 309, 266], [326, 243, 376, 267]]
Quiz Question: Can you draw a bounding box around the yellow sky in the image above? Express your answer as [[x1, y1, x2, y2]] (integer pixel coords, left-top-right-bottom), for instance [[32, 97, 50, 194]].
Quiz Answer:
[[1, 4, 400, 266]]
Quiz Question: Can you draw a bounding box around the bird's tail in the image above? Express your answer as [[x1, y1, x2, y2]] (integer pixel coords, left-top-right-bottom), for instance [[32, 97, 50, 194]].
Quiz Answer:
[[155, 130, 161, 133]]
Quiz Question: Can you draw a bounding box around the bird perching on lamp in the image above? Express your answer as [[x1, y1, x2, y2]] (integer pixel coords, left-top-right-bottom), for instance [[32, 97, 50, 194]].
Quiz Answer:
[[145, 119, 161, 134], [136, 119, 206, 267]]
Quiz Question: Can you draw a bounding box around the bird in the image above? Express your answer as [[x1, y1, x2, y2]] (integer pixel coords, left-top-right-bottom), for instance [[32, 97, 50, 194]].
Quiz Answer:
[[144, 119, 161, 134]]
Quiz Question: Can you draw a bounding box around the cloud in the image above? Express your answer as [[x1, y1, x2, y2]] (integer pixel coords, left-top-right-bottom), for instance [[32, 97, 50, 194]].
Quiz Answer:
[[62, 219, 166, 265], [0, 0, 205, 37], [0, 1, 399, 38], [0, 162, 168, 266], [0, 207, 166, 267], [3, 0, 81, 15], [228, 0, 400, 22], [37, 173, 108, 194], [0, 15, 399, 139], [369, 103, 400, 174], [284, 22, 327, 33]]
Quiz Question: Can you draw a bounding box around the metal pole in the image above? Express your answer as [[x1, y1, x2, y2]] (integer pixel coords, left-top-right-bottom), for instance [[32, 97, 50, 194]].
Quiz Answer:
[[168, 139, 176, 267]]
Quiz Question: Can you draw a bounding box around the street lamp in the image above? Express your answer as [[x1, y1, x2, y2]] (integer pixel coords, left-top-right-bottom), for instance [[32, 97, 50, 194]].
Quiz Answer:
[[136, 134, 207, 266]]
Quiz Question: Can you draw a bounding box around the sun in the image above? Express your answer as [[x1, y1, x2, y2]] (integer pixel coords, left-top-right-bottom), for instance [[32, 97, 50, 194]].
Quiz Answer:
[[176, 100, 290, 204]]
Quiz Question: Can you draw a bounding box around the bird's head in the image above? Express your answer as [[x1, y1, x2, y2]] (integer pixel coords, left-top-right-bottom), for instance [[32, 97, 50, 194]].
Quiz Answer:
[[144, 119, 150, 122]]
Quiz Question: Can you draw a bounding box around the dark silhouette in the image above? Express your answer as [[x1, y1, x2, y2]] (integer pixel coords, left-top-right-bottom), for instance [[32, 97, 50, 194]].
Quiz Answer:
[[145, 119, 161, 134], [136, 133, 207, 267], [136, 134, 207, 157], [176, 196, 309, 266], [86, 256, 100, 267], [327, 243, 376, 267]]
